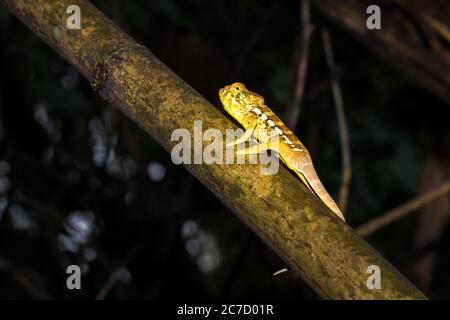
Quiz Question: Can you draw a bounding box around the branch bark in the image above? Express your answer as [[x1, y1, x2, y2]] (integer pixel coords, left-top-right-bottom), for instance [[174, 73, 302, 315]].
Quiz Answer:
[[1, 0, 427, 299]]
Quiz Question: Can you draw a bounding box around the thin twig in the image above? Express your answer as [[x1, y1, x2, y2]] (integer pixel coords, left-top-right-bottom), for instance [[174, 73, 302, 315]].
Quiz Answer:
[[0, 256, 50, 299], [95, 244, 141, 300], [273, 268, 289, 276], [285, 0, 313, 129], [321, 28, 352, 214], [357, 181, 450, 237]]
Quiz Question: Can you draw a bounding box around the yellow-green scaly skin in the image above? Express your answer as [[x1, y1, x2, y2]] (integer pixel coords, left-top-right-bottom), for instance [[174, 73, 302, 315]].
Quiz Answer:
[[219, 82, 345, 221]]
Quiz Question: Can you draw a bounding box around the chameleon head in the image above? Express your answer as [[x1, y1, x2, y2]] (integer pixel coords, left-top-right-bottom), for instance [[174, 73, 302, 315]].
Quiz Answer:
[[219, 82, 264, 123]]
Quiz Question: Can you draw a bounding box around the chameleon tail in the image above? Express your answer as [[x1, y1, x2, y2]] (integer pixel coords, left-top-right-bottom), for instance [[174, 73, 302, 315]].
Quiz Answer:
[[296, 162, 345, 221]]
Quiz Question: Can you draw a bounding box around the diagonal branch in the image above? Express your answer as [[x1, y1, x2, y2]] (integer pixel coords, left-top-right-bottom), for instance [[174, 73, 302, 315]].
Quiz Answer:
[[357, 181, 450, 237]]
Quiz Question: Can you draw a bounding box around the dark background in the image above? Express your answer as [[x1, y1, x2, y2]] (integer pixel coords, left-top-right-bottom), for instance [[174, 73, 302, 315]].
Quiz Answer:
[[0, 0, 449, 299]]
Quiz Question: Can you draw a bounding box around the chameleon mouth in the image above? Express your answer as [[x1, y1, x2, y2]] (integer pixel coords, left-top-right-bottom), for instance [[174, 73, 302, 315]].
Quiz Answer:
[[218, 88, 230, 106]]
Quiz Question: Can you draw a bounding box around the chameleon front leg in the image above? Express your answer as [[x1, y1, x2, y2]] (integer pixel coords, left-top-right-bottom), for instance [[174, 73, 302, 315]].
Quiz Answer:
[[226, 119, 258, 147], [228, 117, 280, 155]]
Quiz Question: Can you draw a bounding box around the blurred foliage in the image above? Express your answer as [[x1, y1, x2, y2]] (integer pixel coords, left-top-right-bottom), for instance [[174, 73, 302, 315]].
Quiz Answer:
[[0, 0, 449, 299]]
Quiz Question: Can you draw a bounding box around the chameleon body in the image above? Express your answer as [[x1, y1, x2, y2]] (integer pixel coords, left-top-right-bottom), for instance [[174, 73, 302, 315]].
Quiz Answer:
[[219, 82, 345, 221]]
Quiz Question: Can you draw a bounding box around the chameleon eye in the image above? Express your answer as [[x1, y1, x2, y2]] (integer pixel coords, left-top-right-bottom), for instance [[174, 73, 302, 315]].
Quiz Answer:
[[235, 87, 240, 90]]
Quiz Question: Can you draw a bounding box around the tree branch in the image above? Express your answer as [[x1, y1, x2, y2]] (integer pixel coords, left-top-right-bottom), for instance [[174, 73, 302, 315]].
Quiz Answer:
[[357, 181, 450, 237]]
